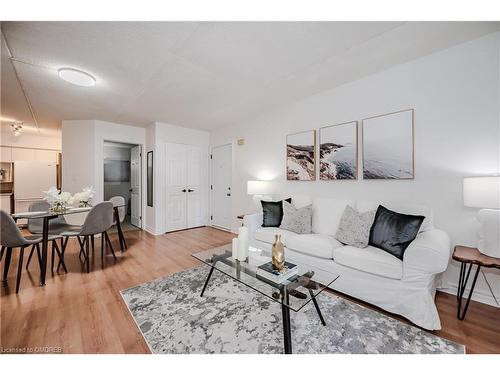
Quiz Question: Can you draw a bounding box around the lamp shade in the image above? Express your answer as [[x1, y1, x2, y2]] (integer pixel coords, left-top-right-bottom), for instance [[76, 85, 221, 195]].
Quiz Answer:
[[463, 176, 500, 209], [247, 180, 271, 195]]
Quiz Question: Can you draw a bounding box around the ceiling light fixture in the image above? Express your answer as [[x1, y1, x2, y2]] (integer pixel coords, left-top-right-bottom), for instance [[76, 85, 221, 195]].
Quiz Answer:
[[11, 122, 23, 137], [58, 68, 96, 87]]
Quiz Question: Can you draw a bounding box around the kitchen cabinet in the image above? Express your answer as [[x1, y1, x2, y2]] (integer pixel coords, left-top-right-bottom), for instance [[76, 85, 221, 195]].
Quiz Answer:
[[1, 146, 12, 162], [11, 148, 36, 161], [35, 149, 58, 162], [0, 194, 12, 214]]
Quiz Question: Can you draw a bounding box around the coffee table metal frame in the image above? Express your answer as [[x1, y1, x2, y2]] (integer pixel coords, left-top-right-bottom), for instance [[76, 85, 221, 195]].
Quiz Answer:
[[193, 246, 338, 354]]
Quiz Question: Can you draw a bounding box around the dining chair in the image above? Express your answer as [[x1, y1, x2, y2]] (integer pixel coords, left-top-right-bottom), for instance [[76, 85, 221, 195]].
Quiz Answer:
[[26, 200, 78, 273], [60, 202, 115, 273], [0, 210, 63, 293], [27, 201, 81, 235], [109, 196, 127, 251]]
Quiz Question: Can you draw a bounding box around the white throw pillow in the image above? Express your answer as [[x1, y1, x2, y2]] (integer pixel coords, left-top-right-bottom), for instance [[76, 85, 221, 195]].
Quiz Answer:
[[279, 201, 312, 234], [335, 205, 376, 248]]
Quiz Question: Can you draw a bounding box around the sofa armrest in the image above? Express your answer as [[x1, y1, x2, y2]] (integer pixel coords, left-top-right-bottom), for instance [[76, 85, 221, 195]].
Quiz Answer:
[[243, 213, 263, 237], [403, 229, 451, 278]]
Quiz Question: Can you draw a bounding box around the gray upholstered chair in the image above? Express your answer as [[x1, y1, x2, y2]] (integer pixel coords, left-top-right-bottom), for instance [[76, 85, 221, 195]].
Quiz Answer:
[[61, 202, 115, 273], [109, 196, 126, 224], [109, 196, 127, 251], [26, 200, 77, 273], [27, 201, 81, 235], [0, 210, 63, 293]]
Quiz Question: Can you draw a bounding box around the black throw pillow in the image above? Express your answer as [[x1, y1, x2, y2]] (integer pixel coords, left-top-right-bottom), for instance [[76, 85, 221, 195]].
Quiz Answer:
[[261, 198, 292, 227], [369, 205, 425, 260]]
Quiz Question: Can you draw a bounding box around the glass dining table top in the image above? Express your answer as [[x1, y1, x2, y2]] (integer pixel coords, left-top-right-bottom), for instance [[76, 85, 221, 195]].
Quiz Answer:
[[192, 244, 339, 312], [11, 204, 126, 219]]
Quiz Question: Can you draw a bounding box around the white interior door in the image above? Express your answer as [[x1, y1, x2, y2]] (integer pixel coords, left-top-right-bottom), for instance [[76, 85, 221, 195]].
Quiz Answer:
[[166, 143, 187, 232], [211, 144, 232, 230], [130, 145, 142, 227], [186, 145, 207, 228]]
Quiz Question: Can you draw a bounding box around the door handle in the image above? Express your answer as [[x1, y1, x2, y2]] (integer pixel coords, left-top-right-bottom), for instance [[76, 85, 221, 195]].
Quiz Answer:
[[226, 193, 231, 196], [188, 189, 194, 192], [181, 189, 187, 192]]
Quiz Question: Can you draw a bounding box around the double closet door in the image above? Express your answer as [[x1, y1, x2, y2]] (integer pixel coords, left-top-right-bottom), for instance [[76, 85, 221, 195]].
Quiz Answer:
[[165, 143, 208, 232]]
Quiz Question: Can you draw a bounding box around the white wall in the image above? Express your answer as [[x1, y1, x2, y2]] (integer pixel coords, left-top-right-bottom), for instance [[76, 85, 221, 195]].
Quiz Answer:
[[62, 120, 146, 226], [210, 32, 500, 306], [145, 121, 210, 235]]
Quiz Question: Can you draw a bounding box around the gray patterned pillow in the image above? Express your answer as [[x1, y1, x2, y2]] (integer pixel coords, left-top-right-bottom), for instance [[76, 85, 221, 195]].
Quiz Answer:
[[335, 205, 376, 248], [280, 201, 312, 234]]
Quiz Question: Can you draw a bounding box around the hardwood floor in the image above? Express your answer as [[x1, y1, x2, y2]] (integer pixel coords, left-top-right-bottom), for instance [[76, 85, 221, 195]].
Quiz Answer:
[[1, 227, 498, 354]]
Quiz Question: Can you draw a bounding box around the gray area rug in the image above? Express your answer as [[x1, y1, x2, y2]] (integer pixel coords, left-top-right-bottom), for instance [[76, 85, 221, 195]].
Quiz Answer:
[[120, 266, 465, 354]]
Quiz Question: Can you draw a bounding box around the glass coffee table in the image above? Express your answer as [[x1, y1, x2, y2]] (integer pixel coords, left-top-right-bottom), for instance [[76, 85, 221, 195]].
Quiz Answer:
[[192, 244, 339, 354]]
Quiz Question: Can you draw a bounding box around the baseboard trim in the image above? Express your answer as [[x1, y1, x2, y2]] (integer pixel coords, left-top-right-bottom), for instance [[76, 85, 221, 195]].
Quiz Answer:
[[438, 283, 500, 308], [210, 224, 232, 233], [144, 225, 162, 236]]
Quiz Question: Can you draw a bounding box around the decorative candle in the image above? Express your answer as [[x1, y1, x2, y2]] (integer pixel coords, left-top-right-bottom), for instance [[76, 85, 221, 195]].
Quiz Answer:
[[232, 238, 239, 259], [237, 226, 249, 261]]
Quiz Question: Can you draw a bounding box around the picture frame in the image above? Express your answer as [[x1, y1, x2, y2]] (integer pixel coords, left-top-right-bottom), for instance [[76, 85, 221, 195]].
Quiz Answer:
[[319, 121, 358, 180], [286, 130, 316, 181], [147, 150, 154, 206], [362, 109, 414, 180]]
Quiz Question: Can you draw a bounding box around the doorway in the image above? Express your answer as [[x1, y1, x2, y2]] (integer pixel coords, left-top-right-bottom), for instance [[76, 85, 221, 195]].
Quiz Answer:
[[103, 141, 142, 229], [211, 143, 232, 231], [165, 142, 208, 232]]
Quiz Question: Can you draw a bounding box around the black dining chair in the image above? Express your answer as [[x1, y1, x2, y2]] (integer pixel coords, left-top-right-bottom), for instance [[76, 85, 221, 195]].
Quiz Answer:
[[60, 202, 115, 273], [0, 210, 63, 293]]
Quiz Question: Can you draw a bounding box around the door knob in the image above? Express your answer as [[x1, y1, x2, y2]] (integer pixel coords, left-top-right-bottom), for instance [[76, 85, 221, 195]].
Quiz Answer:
[[188, 189, 194, 192], [227, 193, 231, 196], [181, 189, 187, 192]]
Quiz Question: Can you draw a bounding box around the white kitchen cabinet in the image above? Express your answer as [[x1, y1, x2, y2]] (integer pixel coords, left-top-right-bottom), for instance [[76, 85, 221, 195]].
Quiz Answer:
[[0, 146, 12, 162], [35, 149, 58, 162], [0, 194, 12, 214], [11, 148, 36, 161]]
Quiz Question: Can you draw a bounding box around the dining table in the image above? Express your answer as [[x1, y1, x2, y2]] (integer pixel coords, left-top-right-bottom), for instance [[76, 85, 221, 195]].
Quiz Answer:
[[11, 204, 127, 286]]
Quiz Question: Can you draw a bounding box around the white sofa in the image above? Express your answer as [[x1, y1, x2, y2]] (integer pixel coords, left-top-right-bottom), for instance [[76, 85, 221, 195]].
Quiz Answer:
[[243, 196, 451, 330]]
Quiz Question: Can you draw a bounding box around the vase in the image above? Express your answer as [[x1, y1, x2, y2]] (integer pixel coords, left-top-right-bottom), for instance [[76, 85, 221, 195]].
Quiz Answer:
[[272, 234, 285, 271], [50, 202, 67, 214], [79, 201, 91, 208]]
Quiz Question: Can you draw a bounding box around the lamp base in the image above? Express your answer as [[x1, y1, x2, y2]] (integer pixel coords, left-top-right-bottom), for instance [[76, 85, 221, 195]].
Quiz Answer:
[[477, 209, 500, 259]]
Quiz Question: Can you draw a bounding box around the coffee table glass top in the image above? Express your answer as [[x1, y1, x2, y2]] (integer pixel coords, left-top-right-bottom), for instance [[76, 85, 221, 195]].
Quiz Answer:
[[192, 244, 339, 312]]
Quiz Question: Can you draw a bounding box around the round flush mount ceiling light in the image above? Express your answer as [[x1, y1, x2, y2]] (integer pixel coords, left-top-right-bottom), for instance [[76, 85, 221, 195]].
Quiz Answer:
[[58, 68, 96, 87]]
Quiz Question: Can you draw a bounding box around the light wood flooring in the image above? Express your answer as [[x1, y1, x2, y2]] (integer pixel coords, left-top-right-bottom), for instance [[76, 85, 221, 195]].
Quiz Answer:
[[1, 227, 498, 353]]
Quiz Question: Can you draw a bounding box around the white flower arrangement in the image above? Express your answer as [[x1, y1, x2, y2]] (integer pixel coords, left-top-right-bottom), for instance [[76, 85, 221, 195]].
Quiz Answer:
[[73, 186, 95, 207], [43, 186, 95, 211], [43, 186, 74, 212]]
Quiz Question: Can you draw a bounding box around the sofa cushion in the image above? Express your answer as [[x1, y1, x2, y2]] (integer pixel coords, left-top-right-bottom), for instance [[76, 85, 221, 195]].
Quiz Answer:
[[333, 245, 403, 280], [356, 200, 433, 232], [335, 205, 376, 248], [280, 201, 312, 234], [286, 234, 342, 259], [254, 227, 297, 245], [369, 205, 425, 260], [312, 197, 354, 235], [261, 198, 292, 227]]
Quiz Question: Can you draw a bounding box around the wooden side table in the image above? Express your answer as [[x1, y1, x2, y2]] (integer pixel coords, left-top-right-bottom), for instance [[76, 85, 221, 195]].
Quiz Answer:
[[452, 245, 500, 320]]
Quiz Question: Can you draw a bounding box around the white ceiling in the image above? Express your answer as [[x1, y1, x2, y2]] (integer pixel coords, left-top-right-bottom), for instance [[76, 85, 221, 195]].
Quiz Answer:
[[1, 21, 499, 134]]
